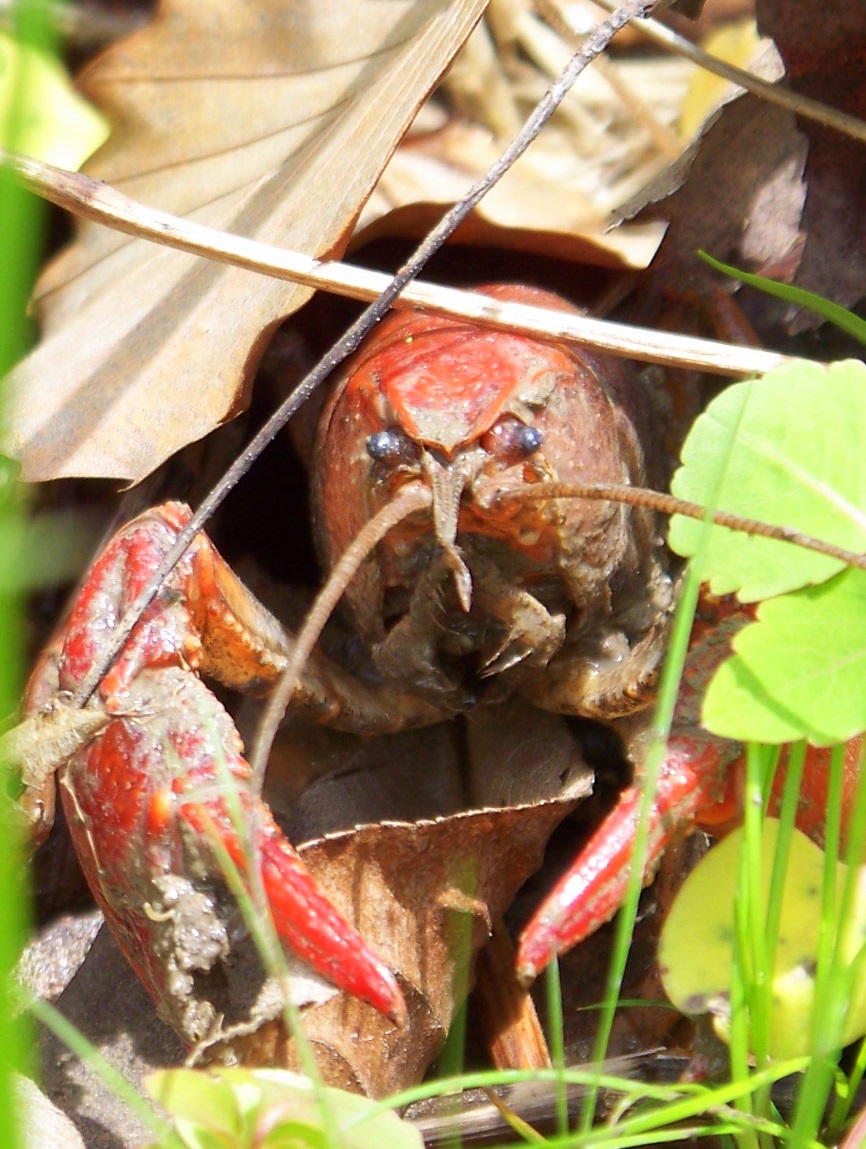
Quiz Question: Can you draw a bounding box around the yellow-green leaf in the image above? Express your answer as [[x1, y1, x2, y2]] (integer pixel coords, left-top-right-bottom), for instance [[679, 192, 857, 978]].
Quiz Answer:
[[0, 32, 108, 168], [659, 820, 866, 1060]]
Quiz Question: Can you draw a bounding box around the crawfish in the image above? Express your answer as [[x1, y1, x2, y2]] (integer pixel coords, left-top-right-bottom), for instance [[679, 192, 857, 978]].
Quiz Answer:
[[14, 283, 749, 1038], [314, 283, 676, 720]]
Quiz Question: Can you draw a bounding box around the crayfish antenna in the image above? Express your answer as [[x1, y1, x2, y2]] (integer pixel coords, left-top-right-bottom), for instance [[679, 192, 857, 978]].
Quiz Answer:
[[500, 482, 866, 575], [249, 483, 433, 779]]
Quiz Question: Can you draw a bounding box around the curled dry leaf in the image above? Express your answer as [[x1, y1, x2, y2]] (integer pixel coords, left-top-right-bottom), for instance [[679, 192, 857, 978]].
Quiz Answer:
[[756, 0, 866, 327], [627, 93, 807, 323], [197, 701, 592, 1097], [356, 121, 667, 270], [2, 0, 486, 482]]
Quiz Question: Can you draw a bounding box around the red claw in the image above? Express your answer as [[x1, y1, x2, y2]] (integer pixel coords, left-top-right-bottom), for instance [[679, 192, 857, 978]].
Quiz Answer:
[[516, 734, 741, 983], [517, 725, 866, 983], [259, 829, 406, 1023], [180, 797, 406, 1023], [31, 503, 406, 1030], [516, 603, 748, 982]]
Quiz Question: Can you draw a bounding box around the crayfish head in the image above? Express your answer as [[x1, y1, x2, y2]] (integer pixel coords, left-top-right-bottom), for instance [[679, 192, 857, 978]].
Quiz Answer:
[[313, 282, 667, 715]]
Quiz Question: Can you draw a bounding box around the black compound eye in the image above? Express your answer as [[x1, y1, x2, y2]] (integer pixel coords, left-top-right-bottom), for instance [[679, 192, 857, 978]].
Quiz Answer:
[[365, 427, 419, 465], [514, 424, 543, 455], [480, 416, 543, 460]]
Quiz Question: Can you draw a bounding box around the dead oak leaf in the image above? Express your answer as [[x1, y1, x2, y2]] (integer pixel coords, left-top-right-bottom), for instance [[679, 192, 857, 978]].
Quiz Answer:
[[3, 0, 487, 482], [356, 120, 667, 270], [230, 794, 588, 1096], [215, 703, 591, 1094], [756, 0, 866, 326], [622, 57, 806, 324]]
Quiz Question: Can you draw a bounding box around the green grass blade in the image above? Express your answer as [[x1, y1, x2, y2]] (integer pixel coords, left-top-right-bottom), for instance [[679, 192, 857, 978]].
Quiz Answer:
[[698, 251, 866, 346], [544, 958, 568, 1137], [0, 3, 58, 1147]]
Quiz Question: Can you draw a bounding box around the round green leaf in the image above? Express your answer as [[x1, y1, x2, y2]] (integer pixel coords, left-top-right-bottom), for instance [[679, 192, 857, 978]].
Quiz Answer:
[[701, 567, 866, 745], [148, 1069, 424, 1149], [659, 820, 866, 1060], [669, 360, 866, 601]]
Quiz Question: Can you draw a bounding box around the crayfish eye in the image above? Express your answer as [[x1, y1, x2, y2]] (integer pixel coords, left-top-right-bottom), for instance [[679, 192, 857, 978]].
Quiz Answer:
[[365, 427, 419, 465], [515, 424, 544, 454], [480, 416, 543, 461]]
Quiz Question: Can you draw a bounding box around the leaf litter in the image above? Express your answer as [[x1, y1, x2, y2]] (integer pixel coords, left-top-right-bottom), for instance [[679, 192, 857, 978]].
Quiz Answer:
[[2, 0, 489, 480]]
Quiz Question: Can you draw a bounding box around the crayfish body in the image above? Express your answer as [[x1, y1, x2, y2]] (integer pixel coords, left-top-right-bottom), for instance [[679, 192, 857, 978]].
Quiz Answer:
[[16, 285, 752, 1047]]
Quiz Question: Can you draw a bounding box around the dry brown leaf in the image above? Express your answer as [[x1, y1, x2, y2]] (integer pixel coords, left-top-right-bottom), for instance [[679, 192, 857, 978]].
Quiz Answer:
[[201, 703, 591, 1094], [222, 802, 587, 1095], [356, 122, 667, 270], [627, 93, 807, 326], [276, 699, 591, 837], [756, 0, 866, 326], [289, 804, 584, 1095], [352, 0, 682, 271], [2, 0, 486, 482]]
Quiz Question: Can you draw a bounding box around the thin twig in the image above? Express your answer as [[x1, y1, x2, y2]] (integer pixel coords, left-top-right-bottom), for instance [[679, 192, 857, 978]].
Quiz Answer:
[[588, 0, 866, 146]]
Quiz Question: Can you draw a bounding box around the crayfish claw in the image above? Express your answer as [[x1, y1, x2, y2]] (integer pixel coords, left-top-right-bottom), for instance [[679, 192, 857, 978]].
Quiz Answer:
[[31, 501, 408, 1037], [255, 819, 408, 1023]]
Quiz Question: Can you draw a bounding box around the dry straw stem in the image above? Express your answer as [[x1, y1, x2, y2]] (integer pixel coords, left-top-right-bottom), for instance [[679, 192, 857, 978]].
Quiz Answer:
[[588, 0, 866, 145], [2, 150, 786, 379]]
